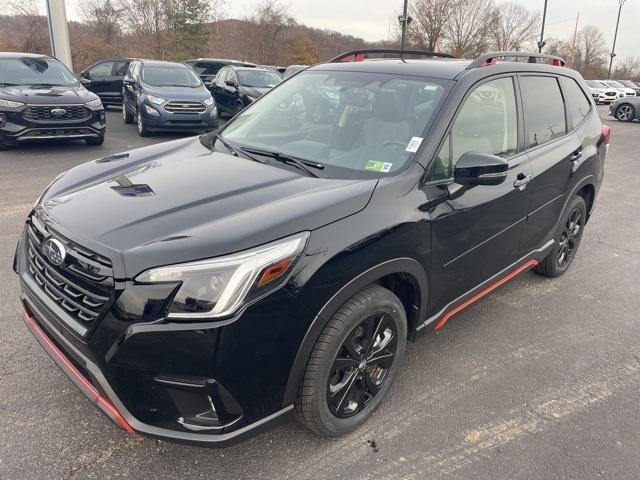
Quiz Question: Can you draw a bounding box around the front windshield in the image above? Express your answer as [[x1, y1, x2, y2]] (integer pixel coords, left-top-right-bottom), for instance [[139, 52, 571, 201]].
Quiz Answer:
[[222, 70, 450, 176], [606, 80, 625, 88], [586, 80, 601, 88], [619, 80, 637, 88], [142, 66, 202, 87], [238, 70, 282, 87], [0, 57, 78, 86]]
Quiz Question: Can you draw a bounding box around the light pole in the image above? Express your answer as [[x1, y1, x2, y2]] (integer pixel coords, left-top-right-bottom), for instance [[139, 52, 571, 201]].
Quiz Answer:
[[398, 0, 411, 51], [45, 0, 73, 69], [608, 0, 627, 79], [538, 0, 549, 53]]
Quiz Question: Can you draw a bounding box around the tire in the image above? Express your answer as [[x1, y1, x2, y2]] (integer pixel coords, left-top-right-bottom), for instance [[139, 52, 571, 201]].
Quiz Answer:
[[535, 195, 587, 278], [122, 103, 134, 124], [615, 103, 635, 122], [295, 284, 407, 437], [137, 113, 151, 137], [85, 134, 105, 146]]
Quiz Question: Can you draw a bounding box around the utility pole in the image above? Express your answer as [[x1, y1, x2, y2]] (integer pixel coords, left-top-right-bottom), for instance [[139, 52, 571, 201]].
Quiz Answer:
[[398, 0, 410, 51], [569, 12, 579, 63], [45, 0, 73, 70], [538, 0, 549, 53], [608, 0, 626, 79]]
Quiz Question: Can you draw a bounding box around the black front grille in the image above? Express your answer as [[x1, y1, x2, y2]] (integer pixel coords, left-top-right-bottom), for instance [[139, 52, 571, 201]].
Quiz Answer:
[[26, 214, 114, 330], [23, 105, 91, 122], [164, 101, 206, 113]]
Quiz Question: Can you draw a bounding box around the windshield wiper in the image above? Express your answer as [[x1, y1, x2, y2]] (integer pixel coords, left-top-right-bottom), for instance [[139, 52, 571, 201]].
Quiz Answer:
[[239, 146, 325, 178], [201, 132, 270, 164], [0, 82, 19, 86]]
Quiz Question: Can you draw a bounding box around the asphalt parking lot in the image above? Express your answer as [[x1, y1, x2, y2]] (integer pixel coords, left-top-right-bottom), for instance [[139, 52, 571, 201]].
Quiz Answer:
[[1, 105, 639, 480]]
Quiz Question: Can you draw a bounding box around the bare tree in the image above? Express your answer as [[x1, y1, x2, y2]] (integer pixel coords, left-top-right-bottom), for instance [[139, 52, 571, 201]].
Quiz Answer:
[[120, 0, 168, 58], [80, 0, 124, 45], [407, 0, 458, 51], [491, 1, 539, 51], [444, 0, 496, 58], [613, 57, 640, 81], [246, 0, 294, 64], [6, 0, 50, 54]]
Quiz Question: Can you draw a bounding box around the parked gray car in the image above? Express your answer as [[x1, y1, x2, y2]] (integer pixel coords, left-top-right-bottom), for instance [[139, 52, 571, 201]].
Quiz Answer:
[[609, 96, 640, 122]]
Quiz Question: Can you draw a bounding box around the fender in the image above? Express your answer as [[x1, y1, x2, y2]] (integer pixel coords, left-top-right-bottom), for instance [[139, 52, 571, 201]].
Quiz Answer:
[[282, 257, 428, 406], [558, 174, 596, 225]]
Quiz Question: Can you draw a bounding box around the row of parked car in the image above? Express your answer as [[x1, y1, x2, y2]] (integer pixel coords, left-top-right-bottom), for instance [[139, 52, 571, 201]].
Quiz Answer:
[[0, 53, 306, 149], [586, 79, 639, 104]]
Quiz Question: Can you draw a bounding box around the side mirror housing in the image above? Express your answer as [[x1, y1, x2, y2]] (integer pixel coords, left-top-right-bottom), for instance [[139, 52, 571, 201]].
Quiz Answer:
[[225, 79, 237, 88], [453, 151, 509, 186]]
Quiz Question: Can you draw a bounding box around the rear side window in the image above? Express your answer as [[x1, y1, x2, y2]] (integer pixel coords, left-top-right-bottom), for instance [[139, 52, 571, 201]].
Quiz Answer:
[[560, 77, 591, 127], [520, 76, 566, 148], [217, 68, 227, 83], [87, 61, 114, 78], [114, 61, 129, 76], [431, 76, 518, 181]]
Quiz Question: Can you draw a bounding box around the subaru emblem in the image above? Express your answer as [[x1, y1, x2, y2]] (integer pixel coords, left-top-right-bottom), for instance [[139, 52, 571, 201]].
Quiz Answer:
[[43, 238, 66, 266], [51, 108, 67, 117]]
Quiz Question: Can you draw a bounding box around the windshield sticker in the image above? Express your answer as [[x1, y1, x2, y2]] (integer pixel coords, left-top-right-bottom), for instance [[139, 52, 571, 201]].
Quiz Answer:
[[406, 137, 423, 153], [365, 160, 393, 173]]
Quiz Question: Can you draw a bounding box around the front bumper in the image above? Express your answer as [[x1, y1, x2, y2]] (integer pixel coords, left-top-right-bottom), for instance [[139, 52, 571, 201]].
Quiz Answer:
[[0, 106, 105, 145], [15, 224, 312, 446], [141, 102, 218, 132]]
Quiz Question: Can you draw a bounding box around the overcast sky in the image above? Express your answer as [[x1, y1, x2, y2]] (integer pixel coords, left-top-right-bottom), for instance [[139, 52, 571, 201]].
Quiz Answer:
[[66, 0, 639, 61]]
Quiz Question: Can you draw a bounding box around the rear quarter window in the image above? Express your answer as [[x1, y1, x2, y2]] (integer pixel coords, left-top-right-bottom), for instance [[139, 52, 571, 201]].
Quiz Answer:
[[520, 76, 567, 148], [560, 77, 592, 128]]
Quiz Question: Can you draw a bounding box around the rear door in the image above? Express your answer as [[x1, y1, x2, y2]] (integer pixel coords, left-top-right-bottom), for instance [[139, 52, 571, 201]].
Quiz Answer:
[[83, 61, 115, 101], [109, 61, 130, 103], [518, 74, 582, 253], [426, 75, 534, 309]]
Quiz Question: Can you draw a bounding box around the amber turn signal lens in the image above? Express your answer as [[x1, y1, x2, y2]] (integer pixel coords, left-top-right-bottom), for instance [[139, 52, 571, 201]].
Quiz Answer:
[[257, 258, 294, 287]]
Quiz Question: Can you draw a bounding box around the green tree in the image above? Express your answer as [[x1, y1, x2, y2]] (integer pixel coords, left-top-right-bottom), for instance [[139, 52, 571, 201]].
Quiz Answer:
[[288, 31, 318, 65], [164, 0, 217, 58]]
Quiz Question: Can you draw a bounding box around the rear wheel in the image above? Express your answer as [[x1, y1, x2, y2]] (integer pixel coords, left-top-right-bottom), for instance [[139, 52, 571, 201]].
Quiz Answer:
[[615, 103, 635, 122], [296, 284, 407, 437], [535, 195, 586, 277], [122, 103, 134, 124]]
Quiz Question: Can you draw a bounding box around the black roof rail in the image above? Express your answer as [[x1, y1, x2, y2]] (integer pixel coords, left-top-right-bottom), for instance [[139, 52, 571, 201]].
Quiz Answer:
[[466, 52, 566, 69], [328, 49, 455, 63]]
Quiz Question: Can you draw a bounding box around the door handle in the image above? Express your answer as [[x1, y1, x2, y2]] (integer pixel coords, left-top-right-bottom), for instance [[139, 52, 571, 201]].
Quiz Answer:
[[513, 173, 532, 190], [570, 149, 582, 162]]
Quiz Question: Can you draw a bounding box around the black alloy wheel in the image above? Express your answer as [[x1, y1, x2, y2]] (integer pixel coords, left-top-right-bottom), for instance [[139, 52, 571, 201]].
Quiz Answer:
[[535, 195, 586, 277], [296, 284, 407, 437], [327, 313, 398, 418]]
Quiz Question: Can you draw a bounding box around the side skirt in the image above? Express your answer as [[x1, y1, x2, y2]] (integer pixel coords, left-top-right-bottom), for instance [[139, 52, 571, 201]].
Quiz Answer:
[[417, 239, 555, 331]]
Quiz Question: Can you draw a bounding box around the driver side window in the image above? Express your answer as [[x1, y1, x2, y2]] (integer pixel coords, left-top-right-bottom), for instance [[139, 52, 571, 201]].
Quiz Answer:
[[87, 61, 114, 78], [431, 77, 518, 181]]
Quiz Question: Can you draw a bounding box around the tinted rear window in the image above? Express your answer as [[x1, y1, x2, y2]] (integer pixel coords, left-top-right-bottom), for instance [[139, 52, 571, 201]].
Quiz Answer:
[[560, 77, 591, 128], [520, 76, 566, 148]]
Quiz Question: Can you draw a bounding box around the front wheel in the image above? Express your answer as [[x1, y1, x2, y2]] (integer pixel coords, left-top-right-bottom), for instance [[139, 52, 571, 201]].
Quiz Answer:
[[295, 284, 407, 437], [535, 195, 586, 277], [137, 113, 151, 137], [85, 134, 104, 146], [122, 103, 134, 124], [616, 103, 635, 122]]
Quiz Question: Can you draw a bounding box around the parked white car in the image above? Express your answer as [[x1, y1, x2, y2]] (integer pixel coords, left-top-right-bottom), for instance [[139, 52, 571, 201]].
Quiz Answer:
[[599, 80, 636, 98], [586, 80, 620, 104]]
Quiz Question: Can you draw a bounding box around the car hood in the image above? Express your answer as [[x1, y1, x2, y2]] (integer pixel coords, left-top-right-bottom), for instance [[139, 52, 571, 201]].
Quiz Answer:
[[38, 137, 377, 277], [142, 84, 211, 102], [0, 84, 97, 104]]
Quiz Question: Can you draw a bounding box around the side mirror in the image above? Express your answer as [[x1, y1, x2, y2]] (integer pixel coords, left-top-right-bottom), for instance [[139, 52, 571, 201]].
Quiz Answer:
[[453, 152, 509, 187], [225, 79, 237, 88]]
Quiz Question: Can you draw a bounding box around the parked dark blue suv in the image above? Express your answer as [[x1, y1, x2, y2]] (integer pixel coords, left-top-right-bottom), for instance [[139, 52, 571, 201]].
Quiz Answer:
[[16, 50, 608, 446], [121, 60, 217, 137]]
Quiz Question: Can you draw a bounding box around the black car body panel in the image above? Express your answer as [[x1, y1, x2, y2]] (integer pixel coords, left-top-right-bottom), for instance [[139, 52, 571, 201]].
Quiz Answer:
[[122, 60, 218, 133], [0, 53, 105, 146], [15, 52, 607, 446], [184, 58, 256, 89], [78, 58, 134, 105], [211, 66, 281, 115]]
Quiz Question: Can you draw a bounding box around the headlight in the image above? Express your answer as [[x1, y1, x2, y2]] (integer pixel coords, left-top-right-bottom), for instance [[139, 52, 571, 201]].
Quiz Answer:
[[203, 96, 214, 106], [145, 94, 166, 105], [0, 98, 24, 108], [136, 232, 309, 319], [85, 97, 103, 108], [144, 104, 160, 116]]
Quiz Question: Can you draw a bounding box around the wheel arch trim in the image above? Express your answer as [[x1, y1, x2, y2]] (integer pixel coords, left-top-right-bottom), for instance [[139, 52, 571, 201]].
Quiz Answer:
[[282, 257, 428, 406]]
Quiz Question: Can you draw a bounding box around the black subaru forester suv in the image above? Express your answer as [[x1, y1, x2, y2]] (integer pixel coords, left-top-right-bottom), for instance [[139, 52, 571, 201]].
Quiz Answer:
[[15, 50, 609, 445]]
